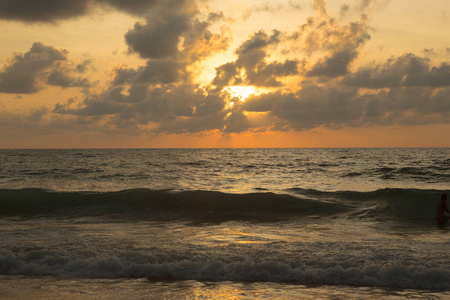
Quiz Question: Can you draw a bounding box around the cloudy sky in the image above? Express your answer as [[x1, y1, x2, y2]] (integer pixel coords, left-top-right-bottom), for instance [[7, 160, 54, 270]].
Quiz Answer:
[[0, 0, 449, 148]]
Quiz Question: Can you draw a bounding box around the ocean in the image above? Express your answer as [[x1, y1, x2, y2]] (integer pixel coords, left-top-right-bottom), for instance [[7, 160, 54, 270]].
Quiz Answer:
[[0, 148, 449, 299]]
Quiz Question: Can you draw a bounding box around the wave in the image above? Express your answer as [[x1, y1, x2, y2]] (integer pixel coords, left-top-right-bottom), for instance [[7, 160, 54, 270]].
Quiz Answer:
[[0, 249, 448, 290], [365, 166, 450, 182], [289, 187, 442, 221], [0, 188, 346, 221], [0, 188, 443, 222]]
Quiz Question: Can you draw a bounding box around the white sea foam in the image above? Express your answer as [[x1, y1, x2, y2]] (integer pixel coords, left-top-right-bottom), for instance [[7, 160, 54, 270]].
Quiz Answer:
[[0, 249, 449, 290]]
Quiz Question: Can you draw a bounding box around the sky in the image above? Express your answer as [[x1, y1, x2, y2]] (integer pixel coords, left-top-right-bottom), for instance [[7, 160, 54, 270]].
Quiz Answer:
[[0, 0, 449, 148]]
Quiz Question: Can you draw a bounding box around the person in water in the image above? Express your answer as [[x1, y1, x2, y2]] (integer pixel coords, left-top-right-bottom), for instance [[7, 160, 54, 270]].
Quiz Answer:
[[436, 193, 450, 226]]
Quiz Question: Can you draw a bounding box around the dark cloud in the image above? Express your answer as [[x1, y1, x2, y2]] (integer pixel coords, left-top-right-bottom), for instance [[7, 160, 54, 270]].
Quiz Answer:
[[307, 50, 358, 78], [246, 60, 299, 87], [243, 85, 363, 130], [75, 60, 93, 73], [113, 60, 185, 86], [44, 79, 450, 135], [54, 94, 123, 116], [212, 30, 298, 87], [343, 53, 450, 88], [223, 101, 251, 133], [0, 42, 67, 94], [125, 14, 190, 60], [0, 42, 93, 94], [97, 0, 159, 16], [404, 63, 450, 87], [0, 0, 90, 23], [0, 0, 192, 23], [125, 9, 229, 62], [54, 84, 231, 133], [135, 60, 185, 83], [236, 30, 281, 55], [243, 83, 450, 131], [122, 5, 229, 93], [47, 70, 92, 88], [212, 62, 241, 86]]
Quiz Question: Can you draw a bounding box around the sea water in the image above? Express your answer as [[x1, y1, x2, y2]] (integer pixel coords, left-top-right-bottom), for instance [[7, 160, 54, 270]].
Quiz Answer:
[[0, 148, 449, 299]]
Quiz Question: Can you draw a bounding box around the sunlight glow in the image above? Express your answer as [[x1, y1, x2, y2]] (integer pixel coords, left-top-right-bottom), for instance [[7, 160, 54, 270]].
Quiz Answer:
[[225, 86, 258, 101]]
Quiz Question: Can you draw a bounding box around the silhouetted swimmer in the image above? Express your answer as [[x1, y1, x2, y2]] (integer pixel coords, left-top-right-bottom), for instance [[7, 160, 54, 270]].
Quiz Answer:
[[435, 193, 450, 227]]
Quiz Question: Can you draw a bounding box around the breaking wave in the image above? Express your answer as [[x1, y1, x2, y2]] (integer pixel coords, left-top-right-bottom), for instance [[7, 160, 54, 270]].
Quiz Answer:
[[0, 249, 448, 290], [0, 188, 442, 222]]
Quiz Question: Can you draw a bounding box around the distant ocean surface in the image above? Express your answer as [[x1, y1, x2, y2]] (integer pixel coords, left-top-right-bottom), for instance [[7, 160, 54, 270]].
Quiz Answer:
[[0, 148, 449, 299]]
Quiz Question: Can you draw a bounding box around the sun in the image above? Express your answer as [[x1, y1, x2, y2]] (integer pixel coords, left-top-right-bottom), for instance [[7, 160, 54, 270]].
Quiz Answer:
[[225, 86, 258, 101]]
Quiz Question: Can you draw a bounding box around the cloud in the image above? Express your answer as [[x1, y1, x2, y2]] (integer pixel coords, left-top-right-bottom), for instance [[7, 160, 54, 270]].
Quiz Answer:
[[243, 85, 364, 130], [339, 4, 350, 17], [223, 101, 251, 133], [119, 3, 230, 92], [295, 4, 371, 54], [0, 103, 131, 139], [97, 0, 159, 16], [75, 59, 93, 73], [54, 84, 232, 134], [240, 50, 450, 131], [47, 70, 92, 89], [213, 1, 372, 86], [50, 0, 232, 134], [243, 83, 450, 130], [343, 53, 450, 88], [0, 42, 67, 93], [122, 0, 217, 61], [236, 30, 281, 55], [0, 42, 93, 94], [113, 60, 186, 86], [53, 93, 124, 116], [293, 4, 370, 78], [404, 63, 450, 87], [312, 0, 327, 16], [100, 0, 198, 17], [0, 106, 50, 133], [307, 50, 358, 78], [125, 14, 190, 60], [357, 0, 391, 12], [5, 0, 447, 138], [241, 2, 299, 21], [0, 0, 193, 23], [0, 0, 90, 23], [125, 9, 229, 62], [181, 13, 230, 62], [212, 30, 298, 87], [212, 62, 241, 87]]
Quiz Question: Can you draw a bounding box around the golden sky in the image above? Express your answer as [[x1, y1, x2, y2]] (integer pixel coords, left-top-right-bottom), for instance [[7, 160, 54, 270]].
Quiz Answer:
[[0, 0, 449, 148]]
